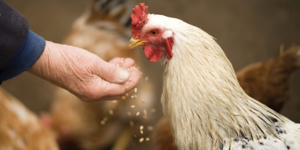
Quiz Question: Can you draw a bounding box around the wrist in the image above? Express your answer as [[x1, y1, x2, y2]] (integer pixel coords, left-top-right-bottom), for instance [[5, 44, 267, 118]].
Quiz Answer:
[[28, 41, 66, 88]]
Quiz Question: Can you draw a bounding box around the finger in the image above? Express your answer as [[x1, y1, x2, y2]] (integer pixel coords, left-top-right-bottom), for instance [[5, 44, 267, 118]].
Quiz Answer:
[[96, 59, 132, 84], [109, 57, 122, 65], [121, 58, 135, 68], [93, 68, 141, 100]]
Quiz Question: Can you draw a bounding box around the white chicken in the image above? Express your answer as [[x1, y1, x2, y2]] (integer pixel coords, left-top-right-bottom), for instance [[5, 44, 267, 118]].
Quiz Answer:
[[129, 3, 300, 150]]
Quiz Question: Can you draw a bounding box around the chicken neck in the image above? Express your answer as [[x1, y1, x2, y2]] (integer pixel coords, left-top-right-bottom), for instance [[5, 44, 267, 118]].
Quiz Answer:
[[161, 26, 283, 150]]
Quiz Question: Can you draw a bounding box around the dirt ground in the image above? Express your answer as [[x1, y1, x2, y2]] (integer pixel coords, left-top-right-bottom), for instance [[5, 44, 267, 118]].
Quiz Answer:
[[3, 0, 300, 137]]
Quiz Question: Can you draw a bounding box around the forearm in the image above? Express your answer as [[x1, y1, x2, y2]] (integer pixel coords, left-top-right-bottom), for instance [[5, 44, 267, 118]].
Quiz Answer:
[[28, 41, 67, 89]]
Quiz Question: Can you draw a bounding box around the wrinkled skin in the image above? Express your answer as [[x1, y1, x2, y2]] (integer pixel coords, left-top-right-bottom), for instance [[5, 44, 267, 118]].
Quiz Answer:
[[28, 41, 141, 102]]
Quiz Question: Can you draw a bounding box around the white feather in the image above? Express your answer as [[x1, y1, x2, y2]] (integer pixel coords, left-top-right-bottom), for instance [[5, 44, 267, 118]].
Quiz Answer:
[[141, 14, 300, 150]]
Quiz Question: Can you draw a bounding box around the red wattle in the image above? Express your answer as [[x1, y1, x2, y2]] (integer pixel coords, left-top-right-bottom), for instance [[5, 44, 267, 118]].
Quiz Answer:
[[165, 38, 174, 59], [144, 45, 163, 62]]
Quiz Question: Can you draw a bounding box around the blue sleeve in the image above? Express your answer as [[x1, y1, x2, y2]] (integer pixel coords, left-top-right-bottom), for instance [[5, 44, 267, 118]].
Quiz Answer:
[[0, 0, 45, 82]]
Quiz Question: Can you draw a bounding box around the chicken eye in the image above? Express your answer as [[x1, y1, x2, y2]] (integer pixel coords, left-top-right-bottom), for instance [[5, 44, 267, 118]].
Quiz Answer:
[[149, 30, 159, 36]]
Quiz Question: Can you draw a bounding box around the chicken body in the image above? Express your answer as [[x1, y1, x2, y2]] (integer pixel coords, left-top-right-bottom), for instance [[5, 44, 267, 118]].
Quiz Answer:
[[50, 0, 155, 149], [0, 87, 58, 150], [237, 46, 300, 112], [152, 46, 300, 150], [129, 4, 300, 150]]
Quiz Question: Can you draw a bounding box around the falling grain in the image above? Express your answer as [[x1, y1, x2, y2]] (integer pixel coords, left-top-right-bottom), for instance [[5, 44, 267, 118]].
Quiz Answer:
[[122, 96, 126, 100], [134, 88, 137, 93], [143, 109, 147, 115], [151, 109, 156, 113], [140, 125, 144, 134], [127, 112, 132, 116], [101, 117, 108, 125], [139, 138, 144, 143], [146, 138, 150, 141], [145, 76, 149, 81], [131, 105, 135, 108], [136, 112, 140, 116], [120, 58, 124, 66]]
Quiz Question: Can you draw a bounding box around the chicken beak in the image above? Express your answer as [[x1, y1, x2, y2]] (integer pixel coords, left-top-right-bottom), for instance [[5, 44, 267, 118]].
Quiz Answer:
[[128, 37, 148, 49]]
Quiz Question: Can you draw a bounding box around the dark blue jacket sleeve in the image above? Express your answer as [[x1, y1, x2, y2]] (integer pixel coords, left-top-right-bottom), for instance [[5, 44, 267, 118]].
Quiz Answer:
[[0, 0, 45, 82]]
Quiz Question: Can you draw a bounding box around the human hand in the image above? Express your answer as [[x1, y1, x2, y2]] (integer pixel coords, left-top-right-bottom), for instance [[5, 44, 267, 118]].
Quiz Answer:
[[28, 41, 141, 101]]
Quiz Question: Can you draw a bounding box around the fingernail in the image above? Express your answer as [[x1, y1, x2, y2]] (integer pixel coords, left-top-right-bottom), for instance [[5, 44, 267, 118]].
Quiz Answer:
[[118, 69, 130, 82]]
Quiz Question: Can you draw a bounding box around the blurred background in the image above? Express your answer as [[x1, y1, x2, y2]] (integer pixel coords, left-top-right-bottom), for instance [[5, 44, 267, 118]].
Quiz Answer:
[[2, 0, 300, 150]]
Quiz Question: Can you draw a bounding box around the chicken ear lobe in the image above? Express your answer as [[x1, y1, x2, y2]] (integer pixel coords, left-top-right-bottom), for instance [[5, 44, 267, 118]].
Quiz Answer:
[[165, 38, 174, 59]]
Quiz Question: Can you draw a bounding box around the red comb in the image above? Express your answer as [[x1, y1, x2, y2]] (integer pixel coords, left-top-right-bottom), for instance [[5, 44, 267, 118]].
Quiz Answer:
[[131, 3, 148, 37]]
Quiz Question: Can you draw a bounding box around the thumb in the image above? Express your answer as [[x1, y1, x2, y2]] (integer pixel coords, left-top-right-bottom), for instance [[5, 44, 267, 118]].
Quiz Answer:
[[96, 59, 130, 83]]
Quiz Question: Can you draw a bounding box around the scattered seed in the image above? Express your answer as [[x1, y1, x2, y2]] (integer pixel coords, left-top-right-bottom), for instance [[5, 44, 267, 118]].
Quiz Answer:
[[131, 95, 134, 99], [112, 100, 117, 103], [139, 138, 144, 143], [143, 109, 147, 115], [127, 66, 137, 71], [128, 78, 132, 82], [140, 126, 144, 130], [122, 96, 126, 100], [101, 117, 108, 125], [136, 112, 140, 116], [131, 105, 135, 108], [134, 88, 137, 93], [127, 112, 132, 116], [145, 76, 149, 81], [126, 93, 129, 97], [140, 130, 144, 134], [134, 135, 137, 137], [151, 109, 156, 113], [120, 58, 124, 66], [146, 138, 150, 141]]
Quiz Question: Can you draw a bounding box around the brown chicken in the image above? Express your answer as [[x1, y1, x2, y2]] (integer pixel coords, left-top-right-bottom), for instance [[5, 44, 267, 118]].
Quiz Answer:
[[47, 0, 156, 150], [151, 46, 300, 150], [237, 46, 300, 112], [0, 87, 58, 150]]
